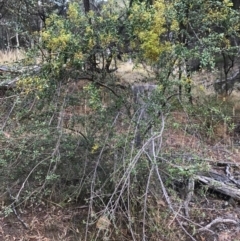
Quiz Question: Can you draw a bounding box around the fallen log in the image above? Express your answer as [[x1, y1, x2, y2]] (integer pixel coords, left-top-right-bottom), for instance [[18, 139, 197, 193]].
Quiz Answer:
[[195, 173, 240, 201]]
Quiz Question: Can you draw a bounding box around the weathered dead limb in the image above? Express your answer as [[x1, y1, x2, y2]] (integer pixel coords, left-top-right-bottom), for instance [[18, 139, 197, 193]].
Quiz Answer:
[[0, 65, 41, 76], [1, 98, 17, 131], [0, 65, 19, 74], [142, 164, 154, 241], [214, 70, 240, 94], [7, 188, 29, 229], [195, 174, 240, 201], [198, 217, 239, 233]]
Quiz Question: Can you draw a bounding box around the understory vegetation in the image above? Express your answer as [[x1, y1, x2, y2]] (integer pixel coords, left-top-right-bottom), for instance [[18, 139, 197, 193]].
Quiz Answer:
[[1, 0, 240, 240]]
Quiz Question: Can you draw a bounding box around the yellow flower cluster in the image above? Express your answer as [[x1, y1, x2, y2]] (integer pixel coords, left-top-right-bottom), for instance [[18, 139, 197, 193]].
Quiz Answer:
[[41, 13, 72, 52], [74, 52, 84, 62], [99, 33, 117, 48], [68, 2, 79, 21], [42, 30, 71, 52], [40, 0, 123, 63], [17, 76, 48, 95], [131, 0, 174, 62], [46, 15, 64, 29], [86, 26, 93, 35], [223, 0, 233, 7], [87, 10, 95, 18], [91, 143, 99, 153]]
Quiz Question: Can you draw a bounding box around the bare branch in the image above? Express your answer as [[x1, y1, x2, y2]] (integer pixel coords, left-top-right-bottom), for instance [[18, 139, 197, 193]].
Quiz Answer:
[[198, 217, 239, 233]]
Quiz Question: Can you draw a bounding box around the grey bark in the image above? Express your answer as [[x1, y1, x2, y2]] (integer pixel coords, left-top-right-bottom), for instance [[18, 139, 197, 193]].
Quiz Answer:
[[131, 84, 157, 147], [214, 70, 240, 94], [195, 173, 240, 201]]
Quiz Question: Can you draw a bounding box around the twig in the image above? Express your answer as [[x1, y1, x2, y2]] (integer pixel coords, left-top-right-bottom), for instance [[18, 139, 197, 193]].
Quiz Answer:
[[7, 188, 28, 229], [142, 164, 154, 241], [11, 203, 29, 229], [15, 156, 51, 202], [1, 97, 17, 131], [168, 203, 183, 228], [0, 94, 18, 100]]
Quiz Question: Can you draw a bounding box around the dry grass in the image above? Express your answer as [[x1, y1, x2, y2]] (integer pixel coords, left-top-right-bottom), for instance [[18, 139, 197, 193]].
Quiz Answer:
[[116, 61, 154, 84], [0, 49, 25, 64]]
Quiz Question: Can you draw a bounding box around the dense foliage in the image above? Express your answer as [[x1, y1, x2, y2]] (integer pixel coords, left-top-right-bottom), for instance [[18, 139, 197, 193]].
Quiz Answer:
[[1, 0, 240, 240]]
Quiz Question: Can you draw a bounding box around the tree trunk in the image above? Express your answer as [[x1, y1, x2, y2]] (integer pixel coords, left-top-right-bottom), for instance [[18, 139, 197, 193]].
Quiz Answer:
[[232, 0, 240, 10], [83, 0, 90, 13]]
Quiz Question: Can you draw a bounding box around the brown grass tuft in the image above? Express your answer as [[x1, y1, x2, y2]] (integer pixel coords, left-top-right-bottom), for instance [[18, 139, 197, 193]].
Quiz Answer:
[[0, 49, 25, 64]]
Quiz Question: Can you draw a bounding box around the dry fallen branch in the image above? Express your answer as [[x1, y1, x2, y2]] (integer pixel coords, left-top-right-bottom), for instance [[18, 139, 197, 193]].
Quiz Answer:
[[198, 217, 239, 233], [195, 174, 240, 201]]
